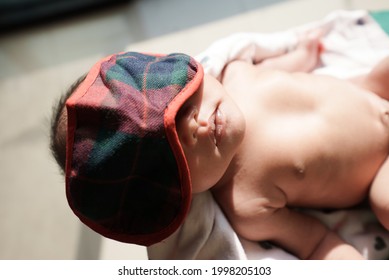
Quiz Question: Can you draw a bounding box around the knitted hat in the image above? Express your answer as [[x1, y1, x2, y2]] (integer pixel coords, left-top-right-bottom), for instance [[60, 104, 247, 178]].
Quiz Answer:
[[65, 52, 203, 246]]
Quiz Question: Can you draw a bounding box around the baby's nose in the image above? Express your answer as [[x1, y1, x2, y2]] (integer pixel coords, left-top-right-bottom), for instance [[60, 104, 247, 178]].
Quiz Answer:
[[186, 113, 209, 146], [195, 119, 209, 138], [177, 106, 207, 147]]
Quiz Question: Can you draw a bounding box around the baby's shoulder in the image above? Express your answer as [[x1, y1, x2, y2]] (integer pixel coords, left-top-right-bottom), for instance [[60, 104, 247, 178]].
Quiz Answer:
[[222, 60, 257, 82], [223, 60, 291, 85]]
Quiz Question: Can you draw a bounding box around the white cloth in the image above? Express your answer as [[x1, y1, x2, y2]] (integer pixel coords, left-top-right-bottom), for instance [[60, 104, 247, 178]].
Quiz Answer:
[[148, 10, 389, 260]]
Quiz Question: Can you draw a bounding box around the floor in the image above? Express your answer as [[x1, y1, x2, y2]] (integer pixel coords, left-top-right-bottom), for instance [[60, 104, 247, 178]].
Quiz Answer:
[[0, 0, 388, 260]]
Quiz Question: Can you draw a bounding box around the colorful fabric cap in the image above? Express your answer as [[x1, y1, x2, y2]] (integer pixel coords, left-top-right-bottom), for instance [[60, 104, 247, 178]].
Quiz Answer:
[[65, 52, 203, 246]]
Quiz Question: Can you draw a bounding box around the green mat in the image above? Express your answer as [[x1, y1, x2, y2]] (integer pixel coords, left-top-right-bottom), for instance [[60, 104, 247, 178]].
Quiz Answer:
[[371, 10, 389, 35]]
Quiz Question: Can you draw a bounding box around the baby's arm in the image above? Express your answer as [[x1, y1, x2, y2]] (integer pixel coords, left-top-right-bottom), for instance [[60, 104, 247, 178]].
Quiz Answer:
[[254, 30, 323, 73], [356, 55, 389, 101], [235, 207, 364, 259], [370, 157, 389, 231]]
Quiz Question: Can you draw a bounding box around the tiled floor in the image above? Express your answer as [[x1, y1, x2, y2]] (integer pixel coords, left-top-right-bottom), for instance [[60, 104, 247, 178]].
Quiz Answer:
[[0, 0, 388, 260]]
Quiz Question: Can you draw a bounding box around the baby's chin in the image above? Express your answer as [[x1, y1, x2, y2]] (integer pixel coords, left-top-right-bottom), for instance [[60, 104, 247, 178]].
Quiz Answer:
[[221, 98, 246, 148]]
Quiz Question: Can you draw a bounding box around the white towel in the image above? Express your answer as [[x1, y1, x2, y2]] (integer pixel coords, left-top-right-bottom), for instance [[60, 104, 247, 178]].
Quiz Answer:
[[148, 10, 389, 260]]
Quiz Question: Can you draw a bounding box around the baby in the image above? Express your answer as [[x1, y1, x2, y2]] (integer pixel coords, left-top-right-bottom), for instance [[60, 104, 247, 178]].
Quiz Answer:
[[51, 33, 389, 259]]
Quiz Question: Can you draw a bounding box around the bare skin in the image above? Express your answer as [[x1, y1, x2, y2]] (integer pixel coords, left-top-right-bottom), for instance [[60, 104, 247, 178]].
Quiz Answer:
[[177, 32, 389, 259]]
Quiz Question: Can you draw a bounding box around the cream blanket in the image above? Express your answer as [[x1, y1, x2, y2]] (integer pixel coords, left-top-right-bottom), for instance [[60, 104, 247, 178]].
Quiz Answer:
[[148, 10, 389, 260]]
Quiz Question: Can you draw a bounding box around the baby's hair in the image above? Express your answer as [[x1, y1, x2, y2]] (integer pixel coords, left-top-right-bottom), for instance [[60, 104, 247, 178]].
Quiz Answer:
[[50, 74, 86, 174]]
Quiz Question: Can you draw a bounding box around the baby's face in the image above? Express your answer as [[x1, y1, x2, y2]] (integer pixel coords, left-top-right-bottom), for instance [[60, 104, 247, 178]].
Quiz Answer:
[[176, 74, 245, 193]]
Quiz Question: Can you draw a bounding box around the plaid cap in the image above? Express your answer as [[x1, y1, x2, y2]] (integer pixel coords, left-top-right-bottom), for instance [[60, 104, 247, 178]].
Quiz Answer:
[[65, 52, 203, 246]]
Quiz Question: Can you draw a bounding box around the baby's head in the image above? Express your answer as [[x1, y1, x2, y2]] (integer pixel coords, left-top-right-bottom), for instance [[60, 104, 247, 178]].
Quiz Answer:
[[51, 74, 86, 174], [51, 52, 203, 246], [50, 51, 245, 246]]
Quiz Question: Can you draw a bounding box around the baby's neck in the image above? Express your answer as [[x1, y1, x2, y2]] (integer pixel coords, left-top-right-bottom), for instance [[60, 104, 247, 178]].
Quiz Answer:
[[211, 154, 241, 192]]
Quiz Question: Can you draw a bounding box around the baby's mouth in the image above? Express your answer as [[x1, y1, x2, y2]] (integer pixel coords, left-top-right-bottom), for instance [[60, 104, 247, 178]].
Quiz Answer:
[[209, 107, 224, 146]]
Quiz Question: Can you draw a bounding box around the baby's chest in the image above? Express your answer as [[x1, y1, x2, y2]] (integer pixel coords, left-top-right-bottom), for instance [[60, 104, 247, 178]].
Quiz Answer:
[[240, 111, 389, 207]]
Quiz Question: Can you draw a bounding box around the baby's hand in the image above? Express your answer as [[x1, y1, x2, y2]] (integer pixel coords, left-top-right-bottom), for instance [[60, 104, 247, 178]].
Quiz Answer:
[[253, 29, 324, 73], [294, 29, 324, 71]]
